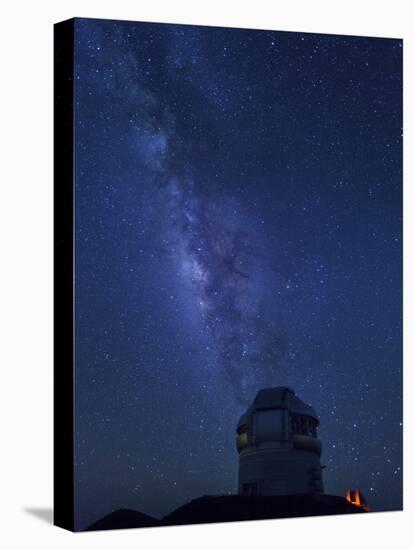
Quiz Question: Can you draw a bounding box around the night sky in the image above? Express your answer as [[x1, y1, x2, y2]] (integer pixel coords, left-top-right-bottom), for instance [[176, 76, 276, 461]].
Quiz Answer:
[[73, 18, 402, 530]]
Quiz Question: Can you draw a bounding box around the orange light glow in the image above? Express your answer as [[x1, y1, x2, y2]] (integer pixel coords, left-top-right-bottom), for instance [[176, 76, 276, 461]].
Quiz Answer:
[[345, 488, 370, 511]]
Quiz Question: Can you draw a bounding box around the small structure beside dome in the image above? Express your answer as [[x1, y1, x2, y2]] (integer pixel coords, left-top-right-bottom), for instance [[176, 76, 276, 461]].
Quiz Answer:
[[344, 488, 370, 511]]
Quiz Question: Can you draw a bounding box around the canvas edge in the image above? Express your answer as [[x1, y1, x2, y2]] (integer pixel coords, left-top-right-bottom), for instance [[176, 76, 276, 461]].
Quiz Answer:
[[53, 17, 76, 532]]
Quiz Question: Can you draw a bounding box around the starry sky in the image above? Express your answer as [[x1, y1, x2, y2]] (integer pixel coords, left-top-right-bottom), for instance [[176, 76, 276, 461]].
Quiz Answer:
[[73, 18, 403, 530]]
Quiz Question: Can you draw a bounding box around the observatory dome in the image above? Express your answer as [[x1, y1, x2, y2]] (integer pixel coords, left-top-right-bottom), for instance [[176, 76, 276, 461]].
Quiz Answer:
[[236, 386, 324, 496]]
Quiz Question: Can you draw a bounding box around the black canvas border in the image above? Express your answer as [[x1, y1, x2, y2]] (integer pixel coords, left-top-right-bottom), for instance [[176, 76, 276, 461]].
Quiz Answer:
[[54, 18, 75, 532]]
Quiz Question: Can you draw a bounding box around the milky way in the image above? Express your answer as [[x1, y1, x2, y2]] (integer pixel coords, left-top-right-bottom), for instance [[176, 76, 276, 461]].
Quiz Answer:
[[127, 66, 286, 401], [163, 177, 283, 402]]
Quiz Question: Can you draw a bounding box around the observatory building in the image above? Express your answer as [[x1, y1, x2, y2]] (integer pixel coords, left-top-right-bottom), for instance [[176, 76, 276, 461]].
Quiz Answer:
[[236, 386, 324, 497]]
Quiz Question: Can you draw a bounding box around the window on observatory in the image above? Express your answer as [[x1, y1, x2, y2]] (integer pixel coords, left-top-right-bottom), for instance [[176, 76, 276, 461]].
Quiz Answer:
[[290, 415, 317, 437], [308, 419, 318, 437], [291, 414, 306, 435], [242, 482, 257, 496], [237, 430, 249, 450]]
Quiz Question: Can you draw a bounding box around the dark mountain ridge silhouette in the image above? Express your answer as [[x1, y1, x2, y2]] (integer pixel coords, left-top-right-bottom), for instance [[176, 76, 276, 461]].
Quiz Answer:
[[86, 493, 366, 531]]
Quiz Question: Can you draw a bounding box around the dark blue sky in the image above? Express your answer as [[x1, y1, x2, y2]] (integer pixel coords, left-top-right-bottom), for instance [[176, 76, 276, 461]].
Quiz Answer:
[[73, 18, 402, 530]]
